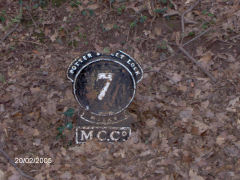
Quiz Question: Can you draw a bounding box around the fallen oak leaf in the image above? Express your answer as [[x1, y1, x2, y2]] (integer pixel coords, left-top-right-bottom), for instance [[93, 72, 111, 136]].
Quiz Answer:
[[50, 31, 58, 42], [198, 51, 213, 69], [32, 50, 40, 55]]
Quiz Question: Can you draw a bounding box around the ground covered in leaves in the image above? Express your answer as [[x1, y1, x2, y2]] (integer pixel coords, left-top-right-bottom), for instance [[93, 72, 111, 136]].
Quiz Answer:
[[0, 0, 240, 179]]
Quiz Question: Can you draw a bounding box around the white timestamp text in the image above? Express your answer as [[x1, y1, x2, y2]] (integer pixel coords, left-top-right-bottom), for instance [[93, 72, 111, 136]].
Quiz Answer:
[[15, 157, 52, 165]]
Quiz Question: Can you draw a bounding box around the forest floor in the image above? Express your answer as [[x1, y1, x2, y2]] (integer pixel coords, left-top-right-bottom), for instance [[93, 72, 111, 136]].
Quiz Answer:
[[0, 0, 240, 179]]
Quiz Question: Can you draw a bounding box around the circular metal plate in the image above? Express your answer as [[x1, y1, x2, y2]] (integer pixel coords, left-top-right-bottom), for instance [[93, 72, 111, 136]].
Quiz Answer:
[[73, 59, 136, 116]]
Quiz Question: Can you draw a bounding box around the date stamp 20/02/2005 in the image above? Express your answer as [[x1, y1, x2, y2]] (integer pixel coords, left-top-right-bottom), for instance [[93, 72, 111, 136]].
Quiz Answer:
[[15, 157, 52, 165]]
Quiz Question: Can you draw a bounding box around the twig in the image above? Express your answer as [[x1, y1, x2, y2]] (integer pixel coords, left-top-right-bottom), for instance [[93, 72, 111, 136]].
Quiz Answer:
[[178, 0, 216, 82], [169, 0, 178, 10], [183, 28, 211, 46], [150, 0, 216, 82], [27, 10, 38, 28], [178, 45, 216, 82], [153, 54, 176, 65], [13, 40, 48, 48], [184, 18, 198, 25], [0, 23, 20, 44], [0, 0, 23, 44], [150, 15, 157, 28], [163, 19, 174, 32], [163, 11, 180, 18], [216, 39, 236, 46], [126, 28, 131, 42], [0, 147, 35, 180], [181, 0, 201, 33], [230, 34, 240, 40], [149, 54, 177, 67], [109, 0, 112, 9], [26, 0, 38, 28]]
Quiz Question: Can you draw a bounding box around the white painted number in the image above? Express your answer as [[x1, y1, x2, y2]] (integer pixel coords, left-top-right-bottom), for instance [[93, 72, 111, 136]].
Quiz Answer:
[[97, 73, 113, 100]]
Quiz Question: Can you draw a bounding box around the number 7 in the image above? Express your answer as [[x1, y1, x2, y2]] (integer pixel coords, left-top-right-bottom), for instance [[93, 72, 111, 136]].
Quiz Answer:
[[97, 73, 113, 100]]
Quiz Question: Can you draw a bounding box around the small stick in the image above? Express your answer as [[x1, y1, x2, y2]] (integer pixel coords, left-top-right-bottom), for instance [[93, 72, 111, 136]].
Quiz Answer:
[[169, 0, 178, 10], [150, 15, 157, 28], [13, 40, 48, 48], [151, 54, 176, 65], [163, 11, 180, 17], [0, 23, 20, 44], [0, 147, 35, 180], [183, 28, 211, 46], [0, 0, 22, 44], [27, 10, 38, 28], [230, 34, 240, 40], [126, 28, 131, 42], [178, 45, 217, 82], [181, 0, 201, 33]]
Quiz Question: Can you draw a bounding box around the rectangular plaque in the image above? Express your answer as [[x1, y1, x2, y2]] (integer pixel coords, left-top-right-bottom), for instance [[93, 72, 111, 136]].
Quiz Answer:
[[76, 126, 131, 143]]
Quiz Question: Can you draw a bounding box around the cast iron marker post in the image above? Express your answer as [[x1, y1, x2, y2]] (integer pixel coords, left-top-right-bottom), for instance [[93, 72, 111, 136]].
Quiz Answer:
[[67, 50, 143, 143]]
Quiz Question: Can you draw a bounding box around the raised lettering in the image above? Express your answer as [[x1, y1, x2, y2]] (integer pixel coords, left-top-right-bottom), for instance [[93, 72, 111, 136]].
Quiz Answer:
[[74, 62, 79, 66], [81, 130, 93, 141], [97, 130, 107, 141], [135, 71, 140, 75], [77, 59, 83, 63], [122, 131, 127, 136], [110, 131, 120, 141], [87, 53, 92, 58]]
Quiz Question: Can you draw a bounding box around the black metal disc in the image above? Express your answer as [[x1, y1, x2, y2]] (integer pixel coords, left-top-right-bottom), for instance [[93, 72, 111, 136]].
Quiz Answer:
[[74, 60, 135, 116]]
